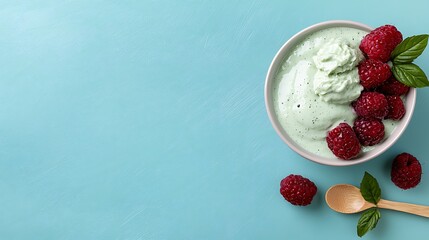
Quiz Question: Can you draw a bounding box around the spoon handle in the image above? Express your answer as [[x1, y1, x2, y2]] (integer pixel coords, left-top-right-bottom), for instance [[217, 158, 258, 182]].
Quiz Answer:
[[378, 199, 429, 218]]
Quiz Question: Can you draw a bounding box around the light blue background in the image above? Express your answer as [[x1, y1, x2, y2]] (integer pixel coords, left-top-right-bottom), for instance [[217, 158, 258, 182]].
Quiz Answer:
[[1, 1, 428, 239]]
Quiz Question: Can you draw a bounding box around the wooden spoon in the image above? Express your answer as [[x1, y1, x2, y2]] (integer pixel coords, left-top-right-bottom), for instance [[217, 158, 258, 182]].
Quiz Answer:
[[325, 184, 429, 217]]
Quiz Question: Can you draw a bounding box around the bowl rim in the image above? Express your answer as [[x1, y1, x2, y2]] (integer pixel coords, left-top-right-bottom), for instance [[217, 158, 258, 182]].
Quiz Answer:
[[264, 20, 417, 166]]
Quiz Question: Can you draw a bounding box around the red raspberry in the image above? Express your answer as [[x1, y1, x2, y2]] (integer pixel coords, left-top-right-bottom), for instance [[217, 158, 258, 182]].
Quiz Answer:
[[280, 174, 317, 206], [326, 123, 361, 160], [353, 117, 385, 146], [377, 77, 410, 96], [391, 153, 422, 190], [360, 25, 403, 62], [352, 92, 389, 119], [358, 59, 392, 89], [386, 96, 406, 120]]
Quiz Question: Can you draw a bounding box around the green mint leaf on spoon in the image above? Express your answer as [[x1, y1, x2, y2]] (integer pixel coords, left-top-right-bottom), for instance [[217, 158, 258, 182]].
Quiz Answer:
[[360, 171, 381, 205], [392, 63, 429, 87], [357, 208, 381, 237], [391, 34, 428, 64]]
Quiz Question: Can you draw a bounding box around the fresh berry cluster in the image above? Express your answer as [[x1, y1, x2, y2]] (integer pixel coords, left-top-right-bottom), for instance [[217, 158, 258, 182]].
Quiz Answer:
[[327, 25, 411, 160]]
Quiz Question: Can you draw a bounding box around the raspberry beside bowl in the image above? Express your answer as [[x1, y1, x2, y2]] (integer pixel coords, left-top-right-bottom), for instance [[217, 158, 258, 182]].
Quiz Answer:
[[264, 20, 416, 166]]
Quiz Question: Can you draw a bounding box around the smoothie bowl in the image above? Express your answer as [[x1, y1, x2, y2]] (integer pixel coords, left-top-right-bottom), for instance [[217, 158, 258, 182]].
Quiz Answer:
[[265, 20, 416, 166]]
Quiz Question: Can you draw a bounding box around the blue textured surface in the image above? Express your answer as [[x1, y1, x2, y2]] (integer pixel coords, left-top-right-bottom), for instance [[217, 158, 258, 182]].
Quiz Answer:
[[1, 1, 429, 239]]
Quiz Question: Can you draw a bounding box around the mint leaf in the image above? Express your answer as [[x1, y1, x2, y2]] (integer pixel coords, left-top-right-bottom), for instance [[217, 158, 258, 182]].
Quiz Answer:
[[392, 63, 429, 88], [391, 34, 428, 64], [360, 172, 381, 205], [357, 208, 381, 237]]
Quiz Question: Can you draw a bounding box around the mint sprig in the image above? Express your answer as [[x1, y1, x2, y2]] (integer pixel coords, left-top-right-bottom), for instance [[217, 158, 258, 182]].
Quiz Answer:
[[357, 208, 381, 237], [357, 172, 382, 237], [390, 34, 429, 88]]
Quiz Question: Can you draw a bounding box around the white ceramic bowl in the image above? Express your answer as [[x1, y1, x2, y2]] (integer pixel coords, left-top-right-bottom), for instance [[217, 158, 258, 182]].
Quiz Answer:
[[265, 20, 416, 166]]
